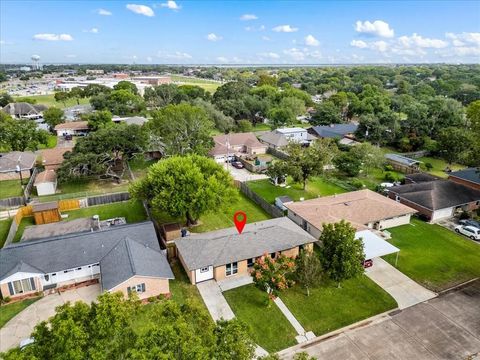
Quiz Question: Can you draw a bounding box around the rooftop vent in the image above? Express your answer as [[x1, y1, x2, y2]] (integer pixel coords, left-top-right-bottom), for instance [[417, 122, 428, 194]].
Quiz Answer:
[[344, 202, 351, 206]]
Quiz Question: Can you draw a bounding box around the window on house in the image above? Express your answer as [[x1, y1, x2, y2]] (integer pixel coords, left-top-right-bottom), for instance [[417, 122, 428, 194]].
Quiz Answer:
[[247, 258, 254, 267], [8, 278, 36, 295], [226, 262, 238, 276], [200, 267, 210, 273], [77, 267, 82, 271], [127, 283, 146, 294]]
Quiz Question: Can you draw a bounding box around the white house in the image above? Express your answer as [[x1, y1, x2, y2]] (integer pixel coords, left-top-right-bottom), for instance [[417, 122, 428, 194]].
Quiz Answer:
[[34, 170, 57, 196], [275, 127, 309, 143]]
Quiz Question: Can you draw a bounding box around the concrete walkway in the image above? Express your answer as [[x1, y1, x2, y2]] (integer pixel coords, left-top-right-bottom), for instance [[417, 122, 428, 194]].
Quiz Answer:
[[366, 258, 436, 309], [0, 285, 100, 352], [274, 297, 316, 343], [196, 280, 235, 321], [218, 275, 253, 292]]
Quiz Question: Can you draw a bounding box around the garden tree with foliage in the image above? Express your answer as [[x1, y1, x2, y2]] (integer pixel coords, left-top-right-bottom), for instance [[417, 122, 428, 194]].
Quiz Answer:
[[334, 151, 362, 177], [296, 250, 322, 296], [268, 107, 296, 128], [113, 80, 139, 95], [311, 100, 342, 125], [83, 110, 113, 130], [144, 83, 180, 108], [266, 161, 290, 185], [436, 127, 475, 165], [57, 123, 147, 182], [90, 85, 145, 115], [69, 86, 86, 105], [83, 83, 111, 97], [319, 221, 365, 286], [130, 155, 237, 225], [467, 100, 480, 135], [1, 292, 255, 360], [42, 106, 64, 129], [191, 98, 235, 133], [284, 139, 339, 190], [0, 113, 48, 151], [252, 254, 296, 299], [257, 74, 278, 87], [350, 142, 385, 176], [236, 119, 253, 132], [0, 93, 13, 107], [147, 103, 214, 156], [54, 91, 70, 106]]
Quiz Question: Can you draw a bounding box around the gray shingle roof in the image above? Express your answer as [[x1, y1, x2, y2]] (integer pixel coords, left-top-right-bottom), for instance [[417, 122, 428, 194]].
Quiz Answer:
[[2, 103, 39, 116], [0, 151, 37, 173], [449, 168, 480, 185], [0, 222, 173, 290], [309, 124, 358, 138], [175, 218, 316, 270], [385, 154, 420, 166], [259, 132, 289, 148]]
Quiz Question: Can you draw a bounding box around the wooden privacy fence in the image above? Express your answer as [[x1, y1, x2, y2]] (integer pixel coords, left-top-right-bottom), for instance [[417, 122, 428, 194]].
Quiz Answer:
[[0, 197, 24, 210], [87, 192, 130, 206], [235, 181, 285, 218], [59, 199, 81, 211]]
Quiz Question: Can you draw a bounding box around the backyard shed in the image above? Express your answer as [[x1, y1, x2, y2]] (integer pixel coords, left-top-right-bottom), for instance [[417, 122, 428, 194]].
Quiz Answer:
[[32, 201, 61, 225], [385, 154, 421, 174], [34, 170, 57, 196]]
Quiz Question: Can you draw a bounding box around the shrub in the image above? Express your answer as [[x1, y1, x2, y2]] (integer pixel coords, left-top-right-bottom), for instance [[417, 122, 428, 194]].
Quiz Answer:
[[147, 296, 157, 303], [384, 164, 394, 172], [425, 162, 433, 171], [384, 172, 396, 182], [350, 179, 364, 189], [459, 211, 470, 220], [2, 296, 11, 304]]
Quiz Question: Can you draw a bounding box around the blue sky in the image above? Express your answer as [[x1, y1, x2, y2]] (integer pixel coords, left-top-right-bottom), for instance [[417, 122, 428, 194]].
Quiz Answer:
[[1, 1, 479, 64]]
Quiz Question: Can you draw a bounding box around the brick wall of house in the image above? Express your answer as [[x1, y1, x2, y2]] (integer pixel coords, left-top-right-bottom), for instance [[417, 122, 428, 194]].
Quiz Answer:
[[448, 176, 480, 191], [177, 251, 195, 284], [109, 276, 170, 300], [214, 260, 248, 282], [0, 170, 30, 181], [387, 192, 433, 220], [0, 276, 42, 300]]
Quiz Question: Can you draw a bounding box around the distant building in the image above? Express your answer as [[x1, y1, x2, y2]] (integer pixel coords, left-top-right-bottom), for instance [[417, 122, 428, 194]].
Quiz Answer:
[[259, 127, 315, 149], [209, 133, 267, 163], [86, 69, 105, 75], [385, 154, 421, 174], [54, 121, 90, 136], [132, 76, 171, 86], [448, 168, 480, 191], [0, 151, 36, 181]]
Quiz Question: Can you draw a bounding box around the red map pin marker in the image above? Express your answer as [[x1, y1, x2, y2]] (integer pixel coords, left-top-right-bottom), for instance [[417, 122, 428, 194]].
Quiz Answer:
[[233, 211, 247, 234]]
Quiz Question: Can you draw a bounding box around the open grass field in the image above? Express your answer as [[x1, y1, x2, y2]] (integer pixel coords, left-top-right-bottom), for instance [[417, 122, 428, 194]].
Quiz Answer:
[[0, 218, 13, 248], [0, 297, 41, 329], [280, 275, 397, 336], [0, 179, 24, 199], [224, 284, 298, 353], [383, 218, 480, 292], [170, 75, 221, 93], [247, 176, 348, 204], [14, 94, 90, 109], [417, 156, 465, 178]]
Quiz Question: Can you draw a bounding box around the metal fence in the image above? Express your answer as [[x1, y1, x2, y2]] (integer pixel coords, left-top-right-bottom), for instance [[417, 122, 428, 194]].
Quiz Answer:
[[235, 181, 284, 218]]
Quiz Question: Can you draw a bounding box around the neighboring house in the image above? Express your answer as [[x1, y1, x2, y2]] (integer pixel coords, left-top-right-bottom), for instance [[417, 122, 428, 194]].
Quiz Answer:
[[112, 116, 148, 126], [404, 172, 440, 184], [385, 154, 421, 174], [285, 189, 417, 238], [41, 147, 72, 170], [275, 195, 294, 211], [54, 121, 90, 136], [388, 180, 480, 222], [34, 170, 57, 196], [307, 123, 358, 145], [209, 132, 267, 163], [448, 168, 480, 191], [175, 217, 316, 284], [2, 102, 45, 119], [0, 151, 36, 181], [259, 127, 315, 149], [0, 222, 174, 301]]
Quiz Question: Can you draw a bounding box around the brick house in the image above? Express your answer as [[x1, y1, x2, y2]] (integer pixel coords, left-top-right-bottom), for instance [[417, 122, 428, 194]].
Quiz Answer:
[[448, 168, 480, 191], [209, 132, 267, 163]]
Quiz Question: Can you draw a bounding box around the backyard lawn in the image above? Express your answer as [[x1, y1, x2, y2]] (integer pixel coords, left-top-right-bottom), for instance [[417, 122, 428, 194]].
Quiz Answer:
[[0, 179, 25, 199], [280, 276, 397, 336], [0, 218, 13, 248], [417, 156, 465, 178], [383, 218, 480, 292], [38, 134, 58, 149], [13, 216, 35, 243], [15, 94, 90, 109], [247, 176, 348, 204], [128, 156, 159, 180], [0, 297, 41, 328], [224, 284, 298, 353], [153, 191, 271, 233]]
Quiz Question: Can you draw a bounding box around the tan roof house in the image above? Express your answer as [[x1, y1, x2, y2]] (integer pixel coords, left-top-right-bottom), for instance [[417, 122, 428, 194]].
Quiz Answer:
[[285, 189, 417, 238], [54, 121, 90, 136], [209, 132, 267, 163], [41, 147, 73, 170]]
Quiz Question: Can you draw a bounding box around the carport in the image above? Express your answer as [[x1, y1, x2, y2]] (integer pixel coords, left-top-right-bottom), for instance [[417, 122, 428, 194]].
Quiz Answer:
[[355, 230, 400, 266]]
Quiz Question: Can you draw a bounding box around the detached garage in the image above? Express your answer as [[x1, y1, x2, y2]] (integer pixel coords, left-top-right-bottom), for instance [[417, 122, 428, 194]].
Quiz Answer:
[[34, 170, 57, 196]]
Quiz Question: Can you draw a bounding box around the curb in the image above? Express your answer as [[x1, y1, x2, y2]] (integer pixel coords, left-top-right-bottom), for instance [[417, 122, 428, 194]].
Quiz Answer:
[[437, 277, 479, 296]]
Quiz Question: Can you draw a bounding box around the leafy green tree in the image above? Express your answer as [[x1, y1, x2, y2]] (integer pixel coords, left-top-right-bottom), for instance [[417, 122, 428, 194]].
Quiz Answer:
[[69, 87, 85, 105], [280, 96, 306, 117], [113, 80, 138, 95], [176, 84, 211, 102], [213, 81, 250, 103], [91, 89, 145, 115], [43, 107, 64, 128], [0, 93, 13, 107], [311, 100, 342, 125], [257, 74, 278, 87], [436, 127, 474, 164], [236, 119, 253, 132], [130, 155, 237, 225], [268, 107, 295, 128], [144, 84, 179, 109], [466, 100, 480, 135], [191, 98, 235, 133], [0, 113, 48, 151], [296, 250, 322, 296], [214, 319, 255, 359], [252, 254, 296, 299], [319, 221, 365, 286], [54, 91, 70, 106], [84, 110, 113, 130], [147, 103, 214, 156], [350, 142, 385, 176], [334, 151, 362, 177]]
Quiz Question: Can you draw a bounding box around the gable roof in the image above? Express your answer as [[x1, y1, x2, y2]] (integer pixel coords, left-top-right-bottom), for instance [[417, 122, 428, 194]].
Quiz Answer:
[[213, 132, 266, 148], [175, 217, 316, 270], [2, 102, 39, 116], [41, 147, 72, 167], [389, 180, 480, 211], [308, 124, 358, 138], [0, 222, 173, 289], [385, 154, 420, 166], [449, 168, 480, 186], [285, 189, 417, 231], [259, 132, 289, 148], [405, 172, 440, 183], [34, 170, 57, 185], [54, 121, 89, 131], [0, 151, 36, 173]]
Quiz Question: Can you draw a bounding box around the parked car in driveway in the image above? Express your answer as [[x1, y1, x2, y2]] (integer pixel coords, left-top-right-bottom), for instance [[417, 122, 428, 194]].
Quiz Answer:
[[232, 161, 244, 169], [459, 218, 480, 228], [455, 225, 480, 240]]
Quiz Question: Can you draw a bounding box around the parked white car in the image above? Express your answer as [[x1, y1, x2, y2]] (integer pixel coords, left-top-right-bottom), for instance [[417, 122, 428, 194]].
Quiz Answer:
[[455, 225, 480, 240]]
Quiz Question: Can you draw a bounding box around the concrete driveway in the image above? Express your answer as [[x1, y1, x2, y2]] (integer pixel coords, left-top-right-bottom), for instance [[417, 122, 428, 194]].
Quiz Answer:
[[222, 163, 268, 182], [0, 285, 100, 352], [196, 280, 235, 321], [365, 258, 436, 309], [279, 280, 480, 359]]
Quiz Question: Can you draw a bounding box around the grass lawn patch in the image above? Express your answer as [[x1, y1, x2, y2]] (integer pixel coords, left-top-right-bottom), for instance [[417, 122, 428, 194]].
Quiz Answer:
[[15, 94, 90, 109], [128, 156, 159, 180], [13, 217, 35, 243], [383, 218, 480, 292], [0, 297, 41, 329], [247, 176, 347, 204], [224, 284, 297, 353], [38, 134, 58, 149], [169, 259, 205, 307], [417, 156, 465, 178], [0, 218, 13, 248], [64, 200, 147, 223], [280, 276, 397, 336], [0, 179, 25, 199]]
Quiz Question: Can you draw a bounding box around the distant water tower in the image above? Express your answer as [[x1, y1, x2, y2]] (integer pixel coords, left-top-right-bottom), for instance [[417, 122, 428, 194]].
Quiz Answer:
[[31, 55, 41, 70]]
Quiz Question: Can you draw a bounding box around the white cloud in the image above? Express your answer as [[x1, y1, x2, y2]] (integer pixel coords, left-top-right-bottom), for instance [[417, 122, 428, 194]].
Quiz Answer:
[[283, 47, 321, 61], [83, 28, 99, 33], [206, 33, 222, 41], [160, 1, 181, 10], [33, 33, 73, 41], [96, 8, 112, 16], [273, 25, 298, 33], [398, 33, 448, 49], [305, 34, 319, 47], [371, 40, 388, 52], [240, 14, 258, 21], [157, 51, 192, 59], [446, 32, 480, 47], [258, 52, 280, 59], [216, 56, 229, 63], [146, 56, 153, 62], [245, 25, 265, 32], [350, 40, 368, 48], [126, 4, 155, 17], [355, 20, 394, 38]]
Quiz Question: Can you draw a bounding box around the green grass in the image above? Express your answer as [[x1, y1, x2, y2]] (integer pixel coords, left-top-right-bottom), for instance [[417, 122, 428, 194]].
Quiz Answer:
[[247, 176, 348, 204], [170, 75, 221, 93], [0, 179, 25, 199], [13, 217, 35, 243], [38, 134, 58, 149], [280, 276, 397, 336], [153, 191, 271, 233], [0, 218, 13, 248], [169, 260, 205, 307], [417, 156, 465, 178], [224, 284, 298, 353], [0, 297, 41, 328], [383, 218, 480, 292], [15, 94, 90, 109], [128, 156, 158, 180]]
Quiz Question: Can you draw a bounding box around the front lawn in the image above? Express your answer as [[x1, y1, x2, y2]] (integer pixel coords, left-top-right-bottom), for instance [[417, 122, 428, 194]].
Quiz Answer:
[[0, 297, 41, 328], [383, 218, 480, 292], [169, 259, 205, 307], [0, 179, 25, 199], [153, 191, 271, 233], [38, 134, 58, 149], [223, 284, 298, 353], [417, 156, 465, 178], [0, 218, 13, 248], [247, 176, 347, 204], [280, 276, 397, 336]]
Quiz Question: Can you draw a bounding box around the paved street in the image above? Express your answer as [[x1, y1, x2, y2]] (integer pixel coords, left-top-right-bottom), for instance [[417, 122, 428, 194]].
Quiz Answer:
[[365, 257, 436, 309], [278, 280, 480, 359]]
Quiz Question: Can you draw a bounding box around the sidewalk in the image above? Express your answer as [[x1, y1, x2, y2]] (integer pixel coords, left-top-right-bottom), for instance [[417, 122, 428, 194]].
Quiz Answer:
[[274, 297, 316, 343]]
